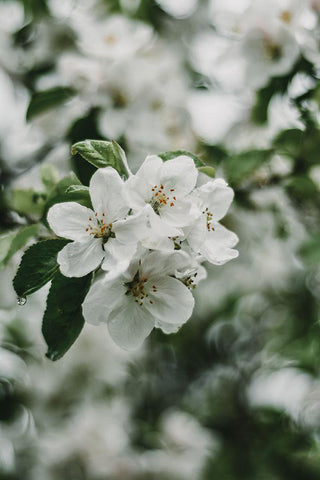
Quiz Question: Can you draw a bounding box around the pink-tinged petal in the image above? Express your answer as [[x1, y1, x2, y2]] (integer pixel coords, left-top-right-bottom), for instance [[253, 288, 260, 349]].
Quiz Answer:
[[82, 277, 126, 326], [144, 275, 194, 325], [47, 202, 94, 241], [107, 298, 155, 350], [197, 179, 234, 221], [89, 167, 128, 222], [57, 238, 104, 277], [160, 155, 198, 196]]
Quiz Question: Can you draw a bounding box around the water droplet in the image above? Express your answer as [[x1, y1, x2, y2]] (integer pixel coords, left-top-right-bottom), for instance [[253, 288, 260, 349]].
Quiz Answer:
[[17, 297, 27, 306], [46, 349, 60, 361]]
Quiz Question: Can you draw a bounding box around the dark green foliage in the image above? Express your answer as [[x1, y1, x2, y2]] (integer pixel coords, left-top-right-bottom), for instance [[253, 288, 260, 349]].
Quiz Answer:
[[42, 272, 92, 360], [158, 149, 216, 177], [26, 87, 76, 120], [13, 239, 69, 297]]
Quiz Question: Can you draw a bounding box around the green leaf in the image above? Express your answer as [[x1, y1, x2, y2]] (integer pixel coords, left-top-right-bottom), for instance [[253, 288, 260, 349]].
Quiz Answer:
[[273, 129, 305, 157], [10, 188, 46, 217], [158, 150, 216, 178], [71, 139, 130, 179], [224, 150, 272, 184], [40, 164, 59, 192], [0, 224, 39, 267], [13, 239, 69, 298], [42, 172, 92, 221], [26, 87, 76, 120], [299, 234, 320, 266], [42, 272, 92, 361]]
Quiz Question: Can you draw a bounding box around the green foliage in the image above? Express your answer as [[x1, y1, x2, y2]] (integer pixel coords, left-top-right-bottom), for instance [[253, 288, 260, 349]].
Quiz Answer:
[[224, 149, 272, 185], [299, 233, 320, 266], [10, 188, 47, 217], [13, 239, 69, 297], [26, 87, 76, 120], [42, 272, 92, 361], [42, 172, 92, 220], [40, 164, 60, 192], [158, 150, 216, 178], [0, 224, 39, 267], [71, 139, 130, 179]]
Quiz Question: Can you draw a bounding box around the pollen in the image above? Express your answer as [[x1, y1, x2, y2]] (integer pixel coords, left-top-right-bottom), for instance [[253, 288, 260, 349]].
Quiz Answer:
[[150, 183, 177, 214], [126, 276, 155, 307]]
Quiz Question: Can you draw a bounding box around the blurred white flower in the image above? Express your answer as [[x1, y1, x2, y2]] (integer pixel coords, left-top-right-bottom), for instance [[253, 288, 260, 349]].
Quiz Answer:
[[74, 14, 153, 61], [155, 0, 198, 18]]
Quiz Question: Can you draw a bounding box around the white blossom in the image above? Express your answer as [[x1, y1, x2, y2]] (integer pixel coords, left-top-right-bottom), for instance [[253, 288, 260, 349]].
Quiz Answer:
[[124, 154, 199, 239], [47, 167, 146, 278], [83, 251, 195, 349], [186, 179, 239, 265]]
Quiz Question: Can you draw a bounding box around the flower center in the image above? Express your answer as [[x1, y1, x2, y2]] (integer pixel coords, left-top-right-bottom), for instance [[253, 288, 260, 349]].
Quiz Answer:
[[263, 38, 282, 61], [280, 10, 291, 24], [125, 275, 156, 306], [150, 184, 176, 215], [181, 272, 198, 290], [203, 207, 215, 232], [85, 212, 115, 242]]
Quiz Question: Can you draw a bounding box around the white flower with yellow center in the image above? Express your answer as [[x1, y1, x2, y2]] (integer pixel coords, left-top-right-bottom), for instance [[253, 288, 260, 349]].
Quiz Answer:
[[47, 167, 146, 278], [82, 251, 195, 350], [185, 179, 239, 265], [124, 154, 199, 239]]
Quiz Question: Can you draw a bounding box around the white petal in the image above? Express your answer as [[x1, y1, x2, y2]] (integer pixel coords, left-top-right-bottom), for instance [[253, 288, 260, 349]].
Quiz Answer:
[[141, 233, 174, 252], [82, 276, 126, 326], [47, 202, 94, 241], [200, 223, 239, 265], [197, 179, 234, 221], [149, 207, 183, 237], [58, 238, 104, 277], [123, 155, 162, 208], [160, 155, 198, 196], [186, 216, 207, 252], [112, 210, 149, 244], [141, 250, 192, 278], [101, 239, 137, 280], [135, 154, 163, 186], [160, 198, 198, 227], [210, 222, 239, 248], [89, 167, 128, 221], [201, 242, 239, 265], [154, 319, 182, 334], [108, 297, 154, 350], [144, 275, 194, 325]]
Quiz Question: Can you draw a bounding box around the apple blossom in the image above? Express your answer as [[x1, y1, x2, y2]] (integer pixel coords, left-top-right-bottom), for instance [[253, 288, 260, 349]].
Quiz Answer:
[[186, 179, 239, 265], [124, 154, 199, 238], [82, 251, 195, 349], [47, 167, 146, 278]]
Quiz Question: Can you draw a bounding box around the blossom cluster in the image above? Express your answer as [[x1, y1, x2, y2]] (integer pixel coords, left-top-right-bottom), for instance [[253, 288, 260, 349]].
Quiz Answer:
[[47, 154, 238, 350]]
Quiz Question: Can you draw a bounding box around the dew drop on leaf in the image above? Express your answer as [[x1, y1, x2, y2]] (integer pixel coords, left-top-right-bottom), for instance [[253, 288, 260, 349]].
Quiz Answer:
[[17, 297, 27, 306]]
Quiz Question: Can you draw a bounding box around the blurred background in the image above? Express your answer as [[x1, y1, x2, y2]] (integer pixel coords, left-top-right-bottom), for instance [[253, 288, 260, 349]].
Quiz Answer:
[[1, 0, 320, 478]]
